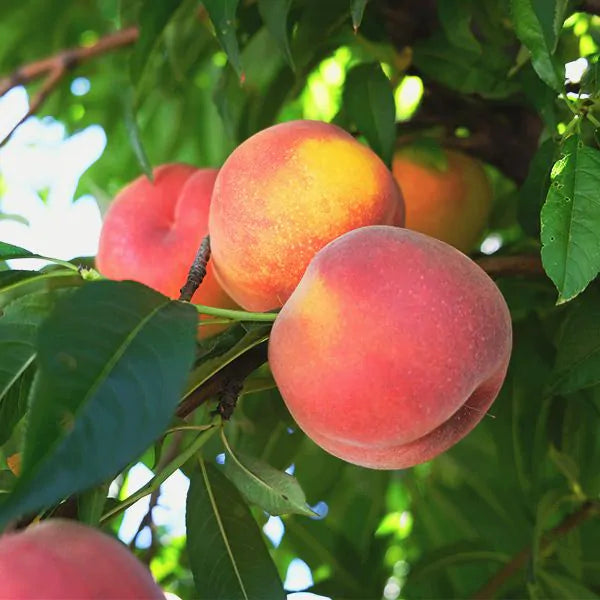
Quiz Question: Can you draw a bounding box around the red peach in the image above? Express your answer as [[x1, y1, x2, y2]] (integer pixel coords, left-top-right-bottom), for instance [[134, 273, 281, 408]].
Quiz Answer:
[[209, 120, 405, 311], [0, 519, 164, 599], [96, 164, 237, 335], [268, 226, 512, 469]]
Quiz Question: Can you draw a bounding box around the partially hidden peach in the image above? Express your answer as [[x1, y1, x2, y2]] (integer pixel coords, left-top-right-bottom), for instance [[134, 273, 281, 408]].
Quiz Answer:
[[96, 164, 237, 335], [392, 145, 492, 253], [268, 226, 512, 469], [0, 519, 164, 599], [209, 120, 405, 311]]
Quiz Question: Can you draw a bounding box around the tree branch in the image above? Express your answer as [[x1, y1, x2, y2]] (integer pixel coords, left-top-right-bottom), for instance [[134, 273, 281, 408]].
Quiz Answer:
[[396, 85, 544, 184], [0, 26, 138, 97], [475, 255, 545, 278], [381, 0, 543, 184], [0, 26, 138, 146], [179, 235, 211, 302], [472, 501, 600, 599], [175, 343, 268, 419], [579, 0, 600, 15]]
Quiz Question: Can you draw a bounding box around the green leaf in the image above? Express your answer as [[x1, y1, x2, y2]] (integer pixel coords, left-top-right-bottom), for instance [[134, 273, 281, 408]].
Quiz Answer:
[[0, 470, 17, 495], [0, 243, 78, 271], [124, 89, 154, 180], [518, 138, 557, 237], [0, 281, 197, 526], [0, 242, 35, 261], [203, 0, 243, 78], [258, 0, 294, 71], [130, 0, 185, 85], [186, 460, 285, 600], [0, 290, 69, 444], [222, 436, 316, 517], [552, 289, 600, 393], [0, 365, 33, 448], [548, 445, 582, 495], [282, 516, 372, 597], [532, 490, 570, 567], [510, 0, 567, 91], [539, 570, 600, 599], [0, 292, 53, 401], [541, 135, 600, 303], [413, 33, 519, 98], [438, 0, 481, 53], [0, 270, 82, 310], [518, 64, 559, 130], [77, 482, 109, 526], [183, 325, 270, 398], [581, 59, 600, 96], [343, 62, 396, 166], [408, 542, 510, 582], [350, 0, 368, 31]]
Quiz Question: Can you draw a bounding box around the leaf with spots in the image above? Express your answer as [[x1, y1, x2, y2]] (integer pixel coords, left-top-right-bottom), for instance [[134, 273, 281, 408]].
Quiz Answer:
[[541, 135, 600, 303], [0, 280, 197, 527]]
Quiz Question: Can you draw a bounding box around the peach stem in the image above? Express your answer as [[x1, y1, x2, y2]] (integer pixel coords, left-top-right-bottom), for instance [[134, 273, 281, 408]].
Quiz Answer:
[[192, 304, 278, 322]]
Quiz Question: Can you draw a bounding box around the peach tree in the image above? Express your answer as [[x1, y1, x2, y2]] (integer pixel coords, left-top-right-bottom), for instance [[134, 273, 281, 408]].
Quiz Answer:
[[1, 1, 600, 598]]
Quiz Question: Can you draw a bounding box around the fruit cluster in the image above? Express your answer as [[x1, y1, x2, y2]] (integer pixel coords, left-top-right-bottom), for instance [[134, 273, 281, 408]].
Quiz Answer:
[[97, 119, 512, 471]]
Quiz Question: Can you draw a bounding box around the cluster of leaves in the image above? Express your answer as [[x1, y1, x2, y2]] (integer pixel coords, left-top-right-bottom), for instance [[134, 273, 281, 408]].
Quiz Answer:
[[1, 0, 600, 599]]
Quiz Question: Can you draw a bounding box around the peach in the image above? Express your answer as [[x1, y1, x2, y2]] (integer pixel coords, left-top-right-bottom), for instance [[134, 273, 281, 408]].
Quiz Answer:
[[392, 145, 492, 253], [268, 226, 512, 469], [208, 120, 405, 311], [96, 164, 237, 335], [0, 519, 164, 598]]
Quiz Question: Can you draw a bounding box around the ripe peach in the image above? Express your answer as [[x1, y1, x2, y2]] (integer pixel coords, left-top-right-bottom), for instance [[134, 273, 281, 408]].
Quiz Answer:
[[0, 519, 164, 599], [96, 164, 237, 335], [209, 120, 405, 311], [268, 226, 512, 469], [392, 145, 492, 253]]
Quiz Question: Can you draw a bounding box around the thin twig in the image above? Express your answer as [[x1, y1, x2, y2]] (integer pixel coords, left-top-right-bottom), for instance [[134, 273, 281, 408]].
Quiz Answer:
[[129, 430, 185, 556], [1, 67, 65, 148], [179, 235, 211, 302], [472, 501, 600, 599], [0, 27, 138, 97], [475, 255, 545, 278], [0, 26, 138, 146]]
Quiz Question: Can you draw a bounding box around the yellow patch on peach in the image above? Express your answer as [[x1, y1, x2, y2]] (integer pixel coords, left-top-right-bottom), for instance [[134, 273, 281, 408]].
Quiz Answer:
[[209, 120, 404, 311], [290, 273, 343, 345]]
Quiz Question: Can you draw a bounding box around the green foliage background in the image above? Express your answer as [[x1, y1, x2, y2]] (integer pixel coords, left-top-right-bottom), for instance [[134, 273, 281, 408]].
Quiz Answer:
[[1, 1, 600, 599]]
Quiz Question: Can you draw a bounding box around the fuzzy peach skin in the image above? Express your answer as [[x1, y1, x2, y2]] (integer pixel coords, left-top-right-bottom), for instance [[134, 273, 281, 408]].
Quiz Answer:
[[268, 226, 512, 469], [96, 164, 237, 335], [392, 146, 492, 253], [0, 519, 164, 599], [209, 120, 405, 312]]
